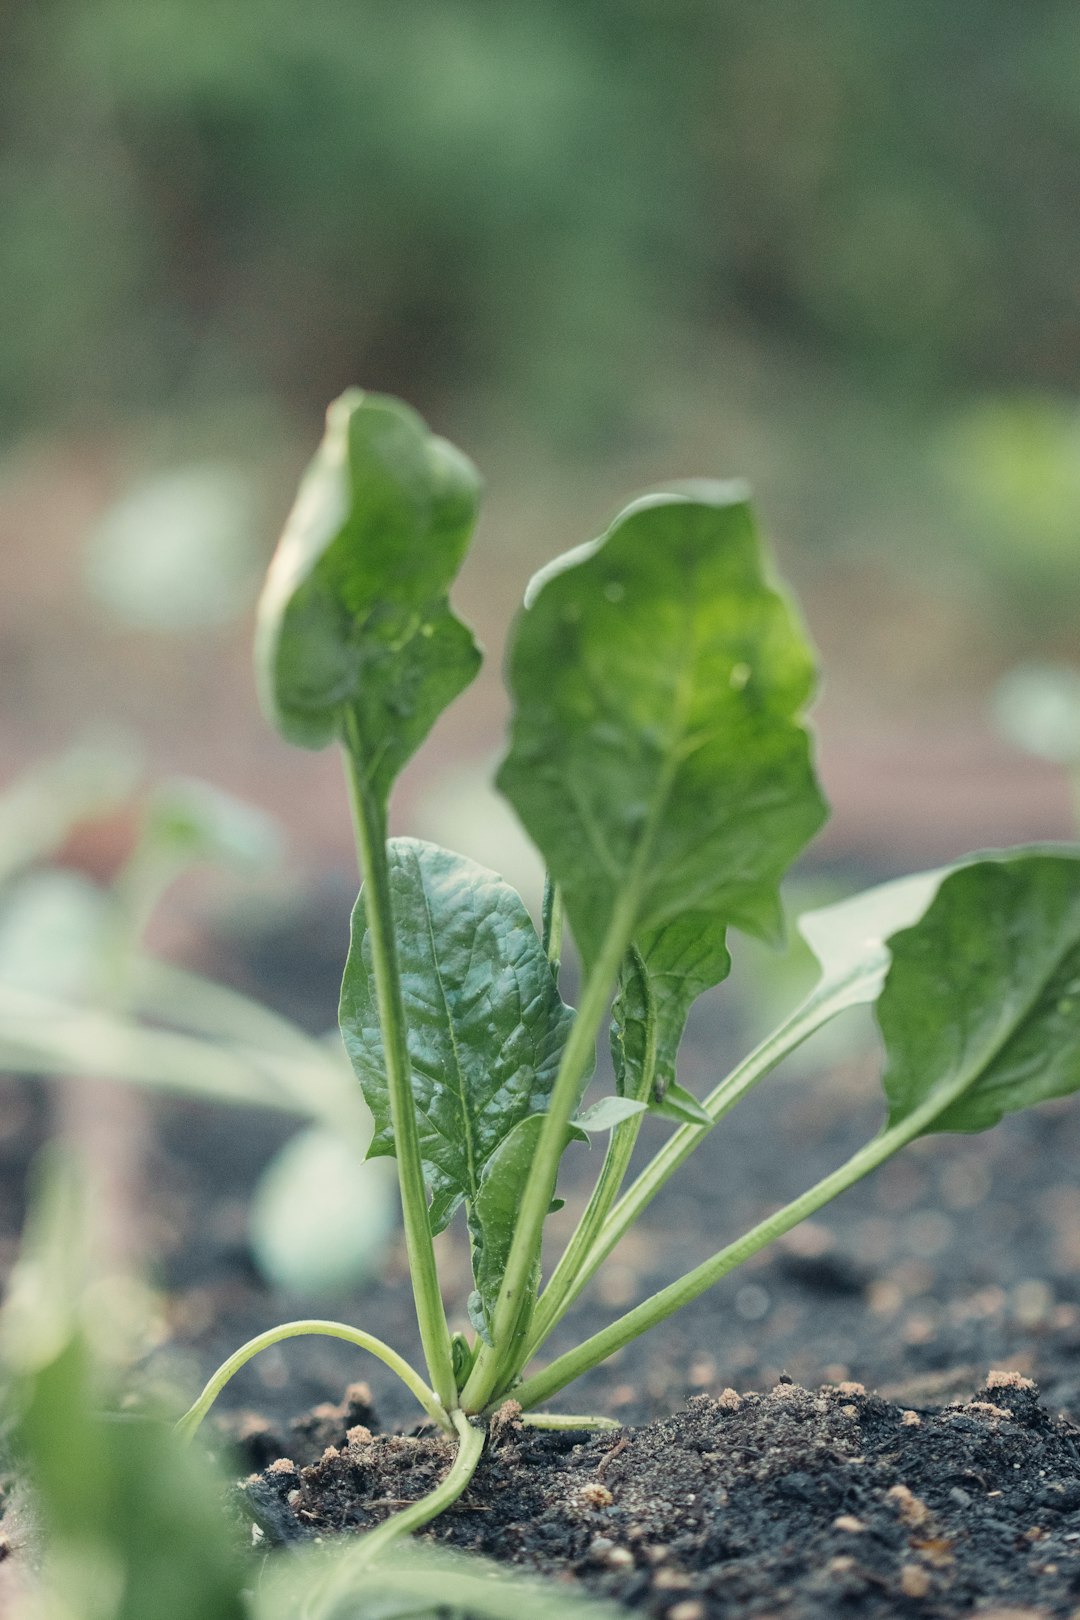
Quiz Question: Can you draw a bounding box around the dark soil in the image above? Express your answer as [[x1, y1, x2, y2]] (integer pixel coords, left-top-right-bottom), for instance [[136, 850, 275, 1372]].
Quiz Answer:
[[239, 1374, 1080, 1619], [7, 876, 1080, 1617]]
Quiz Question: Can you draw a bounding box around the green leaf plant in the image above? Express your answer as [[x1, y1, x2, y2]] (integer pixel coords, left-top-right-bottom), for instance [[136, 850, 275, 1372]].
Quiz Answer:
[[181, 389, 1080, 1552]]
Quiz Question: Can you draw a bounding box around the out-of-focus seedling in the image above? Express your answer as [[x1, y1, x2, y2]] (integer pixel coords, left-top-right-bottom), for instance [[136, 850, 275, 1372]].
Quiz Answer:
[[0, 760, 395, 1296]]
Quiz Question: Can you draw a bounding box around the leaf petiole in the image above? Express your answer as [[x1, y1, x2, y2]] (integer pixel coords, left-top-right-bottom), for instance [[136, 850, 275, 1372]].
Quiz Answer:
[[526, 983, 842, 1354], [175, 1319, 453, 1440], [343, 738, 457, 1413], [460, 890, 639, 1410], [507, 1094, 943, 1414]]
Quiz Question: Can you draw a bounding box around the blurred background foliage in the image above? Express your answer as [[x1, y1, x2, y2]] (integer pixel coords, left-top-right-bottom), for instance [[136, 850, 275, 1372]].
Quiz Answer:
[[0, 0, 1077, 853]]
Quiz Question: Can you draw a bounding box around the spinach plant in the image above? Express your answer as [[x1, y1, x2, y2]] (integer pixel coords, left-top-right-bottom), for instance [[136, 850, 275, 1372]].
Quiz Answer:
[[182, 390, 1080, 1544]]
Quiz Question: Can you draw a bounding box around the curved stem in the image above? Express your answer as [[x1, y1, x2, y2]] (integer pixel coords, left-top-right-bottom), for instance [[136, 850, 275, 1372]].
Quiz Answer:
[[460, 891, 639, 1411], [342, 735, 456, 1412], [355, 1410, 484, 1557], [508, 1099, 940, 1414], [526, 988, 837, 1355], [175, 1319, 453, 1439]]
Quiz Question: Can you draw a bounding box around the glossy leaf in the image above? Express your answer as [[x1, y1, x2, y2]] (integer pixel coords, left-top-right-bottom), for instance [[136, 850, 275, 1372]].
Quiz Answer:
[[878, 849, 1080, 1135], [255, 391, 481, 798], [498, 487, 827, 976], [339, 839, 578, 1233], [611, 914, 730, 1115]]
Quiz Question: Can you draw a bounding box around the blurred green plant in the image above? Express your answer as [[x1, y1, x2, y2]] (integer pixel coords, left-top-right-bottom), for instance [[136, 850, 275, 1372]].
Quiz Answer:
[[0, 747, 396, 1297], [1, 1149, 624, 1619], [3, 1, 1079, 439], [994, 662, 1080, 832]]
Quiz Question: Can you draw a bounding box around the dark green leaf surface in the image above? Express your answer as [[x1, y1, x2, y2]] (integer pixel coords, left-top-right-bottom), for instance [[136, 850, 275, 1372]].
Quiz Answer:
[[611, 915, 731, 1113], [468, 1113, 546, 1341], [498, 488, 827, 973], [878, 849, 1080, 1135], [339, 839, 577, 1233], [255, 391, 480, 797]]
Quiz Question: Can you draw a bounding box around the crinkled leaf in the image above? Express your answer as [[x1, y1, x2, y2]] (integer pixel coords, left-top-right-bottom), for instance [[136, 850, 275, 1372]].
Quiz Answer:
[[255, 391, 481, 799], [339, 839, 578, 1234], [498, 487, 826, 977], [877, 849, 1080, 1135], [610, 914, 730, 1116]]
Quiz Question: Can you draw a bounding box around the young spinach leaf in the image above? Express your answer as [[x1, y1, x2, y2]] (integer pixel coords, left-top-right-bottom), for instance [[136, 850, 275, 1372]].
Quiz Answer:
[[610, 915, 730, 1122], [878, 849, 1080, 1135], [497, 487, 827, 974], [255, 391, 481, 798], [340, 839, 579, 1232]]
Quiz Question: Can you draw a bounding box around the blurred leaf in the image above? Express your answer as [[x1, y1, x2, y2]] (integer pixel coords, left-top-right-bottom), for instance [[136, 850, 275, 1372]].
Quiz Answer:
[[256, 1529, 629, 1620], [994, 663, 1080, 767], [0, 869, 109, 998], [139, 777, 282, 875], [84, 464, 261, 631], [250, 1126, 396, 1297], [1, 1149, 247, 1620], [0, 738, 141, 889]]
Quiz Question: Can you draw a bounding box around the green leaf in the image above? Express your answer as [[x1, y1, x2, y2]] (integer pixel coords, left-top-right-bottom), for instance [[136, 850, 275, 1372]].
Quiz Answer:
[[2, 1150, 246, 1620], [139, 777, 282, 875], [796, 868, 948, 1023], [498, 487, 826, 975], [249, 1127, 397, 1298], [877, 849, 1080, 1136], [574, 1095, 648, 1132], [255, 391, 481, 798], [648, 1081, 713, 1126], [610, 915, 731, 1115], [339, 839, 579, 1234], [256, 1537, 629, 1620], [468, 1113, 547, 1342]]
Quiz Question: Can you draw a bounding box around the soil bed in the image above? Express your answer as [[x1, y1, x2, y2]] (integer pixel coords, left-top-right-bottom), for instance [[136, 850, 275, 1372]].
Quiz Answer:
[[241, 1374, 1080, 1619]]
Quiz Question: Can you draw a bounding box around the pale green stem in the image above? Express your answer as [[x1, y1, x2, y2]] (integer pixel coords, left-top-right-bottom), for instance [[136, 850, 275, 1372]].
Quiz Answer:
[[541, 877, 564, 979], [342, 734, 456, 1412], [175, 1319, 452, 1439], [507, 1096, 943, 1414], [460, 890, 640, 1411], [528, 946, 656, 1353], [526, 987, 836, 1355], [353, 1411, 484, 1557], [519, 1412, 621, 1431]]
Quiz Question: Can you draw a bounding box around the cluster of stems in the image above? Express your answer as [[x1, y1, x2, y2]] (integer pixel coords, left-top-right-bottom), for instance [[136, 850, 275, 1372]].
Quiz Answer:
[[179, 736, 953, 1545]]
